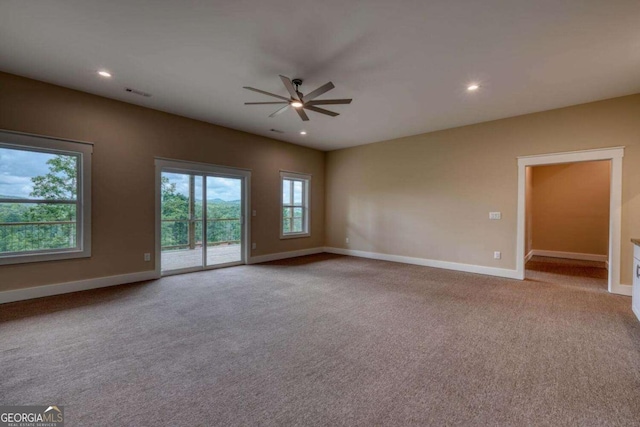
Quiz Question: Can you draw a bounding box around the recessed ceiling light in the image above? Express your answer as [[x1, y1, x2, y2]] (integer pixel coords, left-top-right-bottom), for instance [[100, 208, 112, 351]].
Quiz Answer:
[[467, 84, 479, 91], [290, 101, 303, 108], [98, 70, 112, 78], [300, 131, 307, 135]]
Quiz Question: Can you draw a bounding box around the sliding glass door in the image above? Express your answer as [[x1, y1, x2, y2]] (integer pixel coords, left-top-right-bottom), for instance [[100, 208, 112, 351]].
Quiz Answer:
[[204, 176, 242, 268], [157, 160, 249, 275], [161, 172, 204, 272]]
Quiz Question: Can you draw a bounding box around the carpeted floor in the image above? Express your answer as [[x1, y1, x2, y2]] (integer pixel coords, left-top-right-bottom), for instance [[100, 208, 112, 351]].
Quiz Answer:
[[1, 254, 639, 426]]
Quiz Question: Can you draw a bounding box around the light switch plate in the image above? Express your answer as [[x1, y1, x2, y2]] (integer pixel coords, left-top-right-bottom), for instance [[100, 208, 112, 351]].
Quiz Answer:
[[489, 212, 501, 220]]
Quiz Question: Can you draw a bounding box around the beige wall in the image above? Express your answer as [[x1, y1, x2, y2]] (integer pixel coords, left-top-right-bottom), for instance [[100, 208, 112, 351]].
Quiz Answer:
[[531, 161, 610, 256], [0, 72, 325, 292], [326, 93, 640, 285], [2, 70, 639, 292]]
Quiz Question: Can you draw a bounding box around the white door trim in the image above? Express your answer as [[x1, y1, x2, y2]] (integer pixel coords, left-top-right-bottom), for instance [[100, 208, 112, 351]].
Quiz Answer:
[[516, 147, 624, 294], [154, 158, 251, 277]]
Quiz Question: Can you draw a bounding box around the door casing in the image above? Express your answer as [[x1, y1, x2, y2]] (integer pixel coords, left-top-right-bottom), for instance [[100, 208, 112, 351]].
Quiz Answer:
[[516, 147, 624, 294]]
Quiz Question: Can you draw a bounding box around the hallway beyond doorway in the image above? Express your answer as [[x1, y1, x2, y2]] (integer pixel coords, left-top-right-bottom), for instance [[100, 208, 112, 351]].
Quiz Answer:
[[526, 255, 608, 292]]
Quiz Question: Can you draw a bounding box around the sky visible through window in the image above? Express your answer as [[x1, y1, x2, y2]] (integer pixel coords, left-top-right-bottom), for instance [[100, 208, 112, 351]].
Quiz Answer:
[[163, 172, 241, 202], [283, 179, 303, 205], [0, 147, 58, 198]]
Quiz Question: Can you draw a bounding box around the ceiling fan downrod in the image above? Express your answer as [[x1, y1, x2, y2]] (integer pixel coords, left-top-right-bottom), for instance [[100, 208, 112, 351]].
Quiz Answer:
[[292, 78, 303, 99]]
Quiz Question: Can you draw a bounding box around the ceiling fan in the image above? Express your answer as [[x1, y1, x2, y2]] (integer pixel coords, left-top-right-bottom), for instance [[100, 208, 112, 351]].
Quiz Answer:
[[243, 75, 352, 121]]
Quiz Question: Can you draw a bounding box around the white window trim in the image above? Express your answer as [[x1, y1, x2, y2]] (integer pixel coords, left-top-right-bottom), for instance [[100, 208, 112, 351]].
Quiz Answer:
[[280, 170, 311, 239], [0, 130, 92, 266]]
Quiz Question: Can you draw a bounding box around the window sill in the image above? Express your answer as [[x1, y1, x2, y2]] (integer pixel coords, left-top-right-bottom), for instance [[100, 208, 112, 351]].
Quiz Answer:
[[280, 232, 311, 240], [0, 249, 91, 266]]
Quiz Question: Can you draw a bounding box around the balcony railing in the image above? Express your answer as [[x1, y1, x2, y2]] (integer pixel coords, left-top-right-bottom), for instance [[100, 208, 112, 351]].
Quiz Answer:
[[161, 218, 241, 251], [0, 221, 77, 253], [0, 219, 241, 254]]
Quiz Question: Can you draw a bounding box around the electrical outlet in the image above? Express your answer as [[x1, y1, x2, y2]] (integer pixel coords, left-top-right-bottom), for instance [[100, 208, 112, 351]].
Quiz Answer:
[[489, 212, 501, 220], [494, 251, 501, 260], [252, 210, 256, 217], [252, 243, 256, 250], [346, 237, 349, 244], [144, 253, 151, 262]]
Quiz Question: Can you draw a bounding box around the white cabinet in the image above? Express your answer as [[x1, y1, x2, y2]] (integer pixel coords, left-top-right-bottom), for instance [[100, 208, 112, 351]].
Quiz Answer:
[[633, 244, 640, 321]]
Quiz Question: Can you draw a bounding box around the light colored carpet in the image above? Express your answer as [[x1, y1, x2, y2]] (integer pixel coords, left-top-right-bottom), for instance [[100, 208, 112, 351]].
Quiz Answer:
[[1, 254, 639, 426]]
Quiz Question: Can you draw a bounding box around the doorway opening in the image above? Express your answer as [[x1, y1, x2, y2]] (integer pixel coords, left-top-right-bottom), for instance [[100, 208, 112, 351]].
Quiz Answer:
[[524, 160, 610, 291], [155, 159, 251, 276], [516, 147, 624, 294]]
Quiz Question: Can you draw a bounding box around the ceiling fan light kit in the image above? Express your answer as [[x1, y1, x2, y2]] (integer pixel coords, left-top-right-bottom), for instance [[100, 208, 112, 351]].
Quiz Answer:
[[243, 75, 352, 121]]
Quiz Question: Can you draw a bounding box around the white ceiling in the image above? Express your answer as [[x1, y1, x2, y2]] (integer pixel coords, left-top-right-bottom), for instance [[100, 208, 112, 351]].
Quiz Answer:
[[1, 1, 639, 151]]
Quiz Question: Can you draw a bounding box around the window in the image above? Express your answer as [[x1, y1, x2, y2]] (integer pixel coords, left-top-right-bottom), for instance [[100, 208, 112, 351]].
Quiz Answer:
[[280, 171, 310, 238], [0, 130, 92, 265]]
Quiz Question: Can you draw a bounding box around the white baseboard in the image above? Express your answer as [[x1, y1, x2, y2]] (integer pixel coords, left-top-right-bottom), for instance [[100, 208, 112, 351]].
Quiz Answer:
[[0, 247, 322, 304], [531, 250, 608, 263], [324, 247, 520, 279], [0, 270, 160, 305], [525, 250, 534, 263], [1, 248, 630, 304], [633, 303, 640, 322], [612, 283, 632, 297], [249, 247, 325, 264]]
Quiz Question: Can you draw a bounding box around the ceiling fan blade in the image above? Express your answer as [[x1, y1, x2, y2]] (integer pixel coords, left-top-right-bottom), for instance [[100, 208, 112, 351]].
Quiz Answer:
[[296, 108, 310, 121], [306, 99, 352, 105], [303, 82, 335, 102], [269, 105, 290, 117], [245, 101, 289, 105], [304, 105, 339, 117], [243, 86, 289, 101], [279, 75, 299, 100]]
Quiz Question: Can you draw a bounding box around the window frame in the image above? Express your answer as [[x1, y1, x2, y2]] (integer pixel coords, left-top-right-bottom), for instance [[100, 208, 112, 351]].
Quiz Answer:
[[279, 171, 311, 239], [0, 130, 92, 266]]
